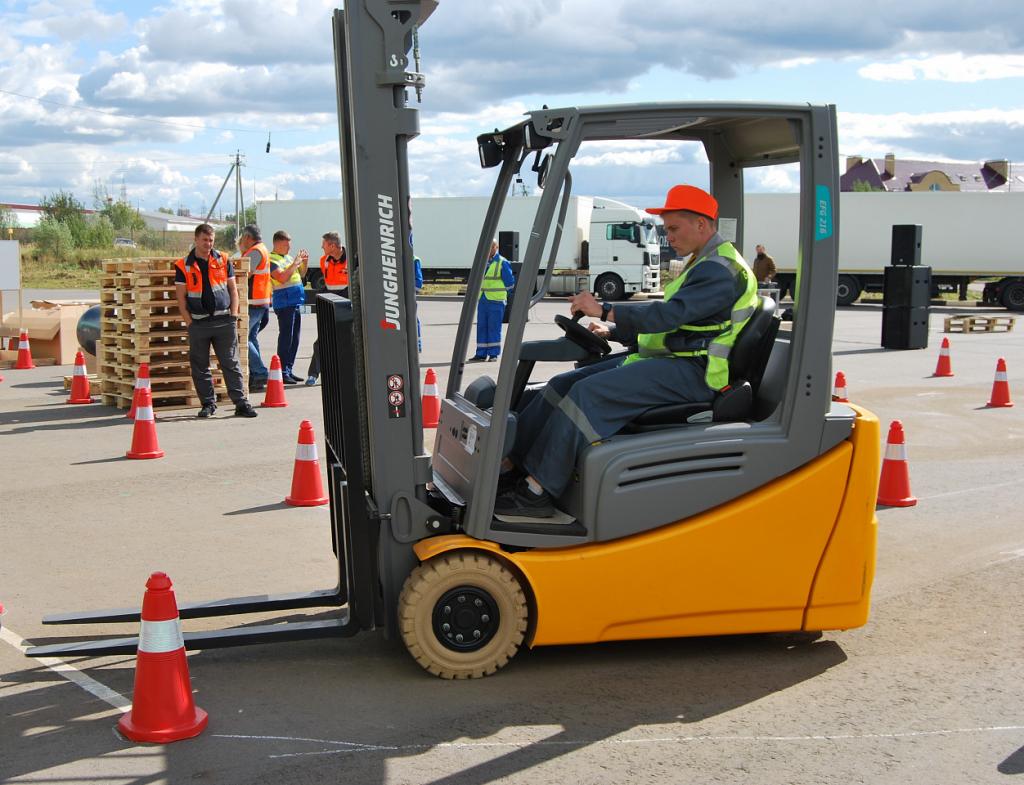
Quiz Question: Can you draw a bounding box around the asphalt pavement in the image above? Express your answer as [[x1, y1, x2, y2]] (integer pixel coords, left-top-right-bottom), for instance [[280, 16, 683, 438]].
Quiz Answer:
[[1, 298, 1022, 784]]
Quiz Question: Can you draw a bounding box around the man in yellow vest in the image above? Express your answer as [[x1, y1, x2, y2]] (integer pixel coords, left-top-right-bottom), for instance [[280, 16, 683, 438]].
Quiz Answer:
[[468, 239, 515, 362], [495, 185, 757, 518], [268, 230, 309, 384], [238, 225, 271, 392]]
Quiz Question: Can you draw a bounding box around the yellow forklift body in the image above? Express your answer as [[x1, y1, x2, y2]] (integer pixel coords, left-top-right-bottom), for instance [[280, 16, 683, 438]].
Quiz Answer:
[[415, 406, 879, 647]]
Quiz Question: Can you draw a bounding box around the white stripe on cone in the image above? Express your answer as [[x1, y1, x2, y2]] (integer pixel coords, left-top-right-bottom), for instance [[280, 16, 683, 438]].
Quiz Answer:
[[995, 371, 1008, 382], [295, 443, 318, 462], [269, 369, 283, 381], [135, 406, 154, 421], [423, 384, 438, 396], [134, 378, 151, 389], [19, 339, 29, 349], [73, 365, 86, 376], [884, 442, 908, 462], [138, 618, 185, 654]]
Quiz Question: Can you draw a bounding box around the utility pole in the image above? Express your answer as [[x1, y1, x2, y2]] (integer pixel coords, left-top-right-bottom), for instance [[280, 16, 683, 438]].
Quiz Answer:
[[205, 151, 246, 236]]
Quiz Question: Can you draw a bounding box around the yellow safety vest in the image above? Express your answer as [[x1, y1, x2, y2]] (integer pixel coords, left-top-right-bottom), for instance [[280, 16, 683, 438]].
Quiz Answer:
[[481, 257, 508, 303], [623, 241, 757, 391], [269, 252, 303, 289]]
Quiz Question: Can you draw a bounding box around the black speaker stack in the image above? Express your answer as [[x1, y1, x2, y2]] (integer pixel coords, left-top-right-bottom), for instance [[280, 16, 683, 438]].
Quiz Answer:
[[498, 230, 519, 261], [882, 224, 930, 350]]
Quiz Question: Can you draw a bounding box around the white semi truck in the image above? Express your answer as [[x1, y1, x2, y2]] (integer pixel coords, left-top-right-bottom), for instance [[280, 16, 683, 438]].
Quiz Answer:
[[742, 191, 1024, 310], [256, 195, 661, 300]]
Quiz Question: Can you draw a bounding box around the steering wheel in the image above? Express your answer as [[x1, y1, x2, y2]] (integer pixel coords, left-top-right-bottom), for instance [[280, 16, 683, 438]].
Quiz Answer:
[[554, 312, 611, 356]]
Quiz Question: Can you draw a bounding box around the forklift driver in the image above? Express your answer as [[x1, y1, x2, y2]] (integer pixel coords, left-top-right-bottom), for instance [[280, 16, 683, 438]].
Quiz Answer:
[[495, 184, 758, 519]]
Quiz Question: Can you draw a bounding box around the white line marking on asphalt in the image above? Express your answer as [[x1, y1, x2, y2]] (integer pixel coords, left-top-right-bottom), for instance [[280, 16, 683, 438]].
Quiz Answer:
[[917, 479, 1019, 502], [214, 725, 1024, 759], [0, 626, 131, 712], [988, 547, 1024, 566]]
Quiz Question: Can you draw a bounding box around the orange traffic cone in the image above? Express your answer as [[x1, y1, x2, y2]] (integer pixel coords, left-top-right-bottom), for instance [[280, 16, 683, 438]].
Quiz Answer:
[[127, 363, 151, 419], [832, 371, 849, 403], [285, 420, 328, 506], [986, 357, 1014, 408], [66, 351, 95, 404], [261, 355, 288, 408], [877, 420, 917, 507], [422, 368, 441, 428], [117, 572, 208, 744], [126, 386, 165, 459], [932, 337, 954, 377], [14, 329, 35, 369]]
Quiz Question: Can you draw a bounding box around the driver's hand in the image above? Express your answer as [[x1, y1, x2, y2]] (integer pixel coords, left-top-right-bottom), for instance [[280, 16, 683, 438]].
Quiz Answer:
[[588, 322, 611, 339], [569, 290, 600, 318]]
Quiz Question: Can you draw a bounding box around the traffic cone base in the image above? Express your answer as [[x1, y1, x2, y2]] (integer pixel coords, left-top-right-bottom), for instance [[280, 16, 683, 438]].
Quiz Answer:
[[932, 337, 954, 378], [422, 368, 441, 428], [117, 572, 207, 744], [261, 355, 288, 408], [285, 420, 328, 506], [67, 351, 95, 404], [15, 330, 35, 370], [877, 420, 916, 507], [126, 387, 165, 459], [986, 357, 1014, 408]]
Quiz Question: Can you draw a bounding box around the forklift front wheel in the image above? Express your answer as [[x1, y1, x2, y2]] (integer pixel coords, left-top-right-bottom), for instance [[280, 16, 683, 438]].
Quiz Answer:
[[398, 552, 528, 679]]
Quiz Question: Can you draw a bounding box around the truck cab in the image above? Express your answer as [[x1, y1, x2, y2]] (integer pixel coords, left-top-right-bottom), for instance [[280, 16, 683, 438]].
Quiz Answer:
[[585, 197, 661, 299]]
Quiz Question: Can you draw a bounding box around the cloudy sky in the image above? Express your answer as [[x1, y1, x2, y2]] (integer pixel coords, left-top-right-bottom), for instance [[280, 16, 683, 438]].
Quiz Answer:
[[1, 0, 1023, 215]]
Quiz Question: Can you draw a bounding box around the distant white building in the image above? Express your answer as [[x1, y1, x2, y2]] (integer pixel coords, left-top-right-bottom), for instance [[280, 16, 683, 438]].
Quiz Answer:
[[138, 210, 230, 233]]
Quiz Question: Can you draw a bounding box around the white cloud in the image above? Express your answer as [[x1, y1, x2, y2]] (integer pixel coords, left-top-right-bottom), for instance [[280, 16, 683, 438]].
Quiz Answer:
[[859, 53, 1024, 82]]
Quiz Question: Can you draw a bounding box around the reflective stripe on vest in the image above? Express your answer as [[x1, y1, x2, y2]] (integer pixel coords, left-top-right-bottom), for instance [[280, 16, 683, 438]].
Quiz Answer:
[[623, 242, 757, 391], [250, 243, 272, 305], [174, 252, 231, 319], [322, 253, 349, 290], [481, 257, 508, 303]]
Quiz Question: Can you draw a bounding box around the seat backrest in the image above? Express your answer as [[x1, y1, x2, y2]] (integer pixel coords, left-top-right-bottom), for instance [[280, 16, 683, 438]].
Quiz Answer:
[[727, 296, 780, 394]]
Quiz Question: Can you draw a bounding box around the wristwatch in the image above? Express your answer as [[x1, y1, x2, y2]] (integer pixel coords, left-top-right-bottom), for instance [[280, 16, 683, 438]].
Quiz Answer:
[[600, 301, 613, 321]]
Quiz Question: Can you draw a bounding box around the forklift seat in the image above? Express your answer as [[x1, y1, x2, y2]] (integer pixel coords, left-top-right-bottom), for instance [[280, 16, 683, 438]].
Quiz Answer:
[[628, 296, 780, 430]]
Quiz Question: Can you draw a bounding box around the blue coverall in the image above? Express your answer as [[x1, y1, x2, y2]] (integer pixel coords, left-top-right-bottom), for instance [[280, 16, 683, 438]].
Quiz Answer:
[[473, 254, 515, 359], [511, 233, 745, 498]]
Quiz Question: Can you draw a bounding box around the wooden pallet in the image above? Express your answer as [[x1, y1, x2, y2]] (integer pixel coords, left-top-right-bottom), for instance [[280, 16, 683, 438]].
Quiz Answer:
[[944, 314, 1016, 333]]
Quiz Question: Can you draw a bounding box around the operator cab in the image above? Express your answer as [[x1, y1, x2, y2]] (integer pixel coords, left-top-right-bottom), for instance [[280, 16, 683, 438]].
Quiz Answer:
[[431, 104, 850, 548]]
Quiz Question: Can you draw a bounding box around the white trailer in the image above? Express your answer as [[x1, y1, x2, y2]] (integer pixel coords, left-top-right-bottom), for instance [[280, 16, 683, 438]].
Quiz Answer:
[[256, 195, 660, 300], [742, 191, 1024, 310]]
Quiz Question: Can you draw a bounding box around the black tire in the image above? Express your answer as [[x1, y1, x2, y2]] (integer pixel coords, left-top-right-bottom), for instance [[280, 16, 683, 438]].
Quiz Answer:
[[399, 552, 528, 679], [1000, 280, 1024, 312], [305, 269, 326, 293], [836, 275, 862, 307], [594, 273, 625, 301]]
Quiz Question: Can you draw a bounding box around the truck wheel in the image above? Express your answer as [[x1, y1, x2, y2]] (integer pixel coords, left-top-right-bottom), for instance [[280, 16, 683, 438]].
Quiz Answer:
[[306, 269, 326, 293], [594, 273, 625, 301], [399, 552, 528, 679], [1000, 280, 1024, 312], [836, 275, 861, 307]]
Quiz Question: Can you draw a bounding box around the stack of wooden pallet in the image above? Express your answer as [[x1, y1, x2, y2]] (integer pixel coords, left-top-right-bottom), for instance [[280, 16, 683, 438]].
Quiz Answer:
[[943, 313, 1016, 334], [97, 256, 249, 411]]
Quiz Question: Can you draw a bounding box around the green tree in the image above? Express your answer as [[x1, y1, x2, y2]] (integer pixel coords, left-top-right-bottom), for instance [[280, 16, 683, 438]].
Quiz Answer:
[[157, 206, 174, 214], [39, 190, 88, 244], [33, 217, 75, 259], [0, 205, 17, 232], [103, 201, 145, 233], [851, 179, 884, 192], [86, 216, 116, 247]]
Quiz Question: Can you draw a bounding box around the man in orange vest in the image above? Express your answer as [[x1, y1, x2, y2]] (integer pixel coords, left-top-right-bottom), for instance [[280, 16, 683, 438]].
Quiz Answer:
[[305, 231, 346, 385], [238, 225, 271, 392], [174, 223, 258, 418]]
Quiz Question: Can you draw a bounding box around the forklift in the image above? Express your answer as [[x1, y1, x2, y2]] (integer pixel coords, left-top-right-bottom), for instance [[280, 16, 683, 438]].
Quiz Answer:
[[29, 0, 880, 679]]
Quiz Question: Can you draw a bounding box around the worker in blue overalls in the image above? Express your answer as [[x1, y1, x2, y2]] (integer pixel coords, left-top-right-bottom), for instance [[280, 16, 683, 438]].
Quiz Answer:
[[468, 239, 515, 362]]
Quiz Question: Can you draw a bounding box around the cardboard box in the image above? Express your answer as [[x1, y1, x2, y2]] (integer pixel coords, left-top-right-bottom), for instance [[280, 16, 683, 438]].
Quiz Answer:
[[0, 300, 98, 365]]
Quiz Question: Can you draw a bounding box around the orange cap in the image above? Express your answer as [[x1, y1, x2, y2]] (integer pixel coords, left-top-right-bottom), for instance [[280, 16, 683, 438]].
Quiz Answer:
[[646, 185, 718, 220]]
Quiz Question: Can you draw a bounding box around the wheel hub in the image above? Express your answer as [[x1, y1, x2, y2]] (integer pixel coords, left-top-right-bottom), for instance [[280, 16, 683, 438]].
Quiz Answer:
[[432, 587, 500, 652]]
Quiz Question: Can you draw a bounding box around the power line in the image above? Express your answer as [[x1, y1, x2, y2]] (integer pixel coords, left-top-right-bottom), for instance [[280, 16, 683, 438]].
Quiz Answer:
[[0, 87, 302, 135]]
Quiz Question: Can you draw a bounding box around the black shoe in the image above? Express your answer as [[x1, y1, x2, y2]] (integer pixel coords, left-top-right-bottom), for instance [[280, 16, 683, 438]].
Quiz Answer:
[[197, 403, 217, 418], [234, 401, 258, 418], [467, 356, 487, 363], [494, 479, 556, 519], [283, 376, 299, 385], [287, 372, 304, 383], [497, 470, 521, 495], [250, 380, 267, 393]]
